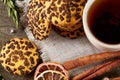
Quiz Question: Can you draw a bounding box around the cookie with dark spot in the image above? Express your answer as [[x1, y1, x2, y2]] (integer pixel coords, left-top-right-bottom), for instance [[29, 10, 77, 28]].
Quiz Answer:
[[0, 38, 40, 75], [53, 22, 84, 39], [45, 0, 86, 31], [27, 0, 86, 40], [27, 0, 51, 40]]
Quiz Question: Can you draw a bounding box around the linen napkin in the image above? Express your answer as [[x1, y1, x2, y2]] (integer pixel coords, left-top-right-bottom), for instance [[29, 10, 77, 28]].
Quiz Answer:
[[25, 27, 104, 77]]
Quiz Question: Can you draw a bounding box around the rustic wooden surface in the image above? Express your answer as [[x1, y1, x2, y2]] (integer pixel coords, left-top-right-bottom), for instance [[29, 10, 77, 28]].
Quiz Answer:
[[0, 1, 35, 80]]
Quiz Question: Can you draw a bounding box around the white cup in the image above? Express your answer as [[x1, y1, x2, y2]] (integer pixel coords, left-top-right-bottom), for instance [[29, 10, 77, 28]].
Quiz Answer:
[[83, 0, 120, 51]]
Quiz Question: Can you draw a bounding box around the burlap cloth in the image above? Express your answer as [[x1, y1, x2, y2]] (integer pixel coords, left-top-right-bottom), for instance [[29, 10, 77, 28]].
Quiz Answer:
[[25, 27, 105, 77], [22, 0, 120, 79]]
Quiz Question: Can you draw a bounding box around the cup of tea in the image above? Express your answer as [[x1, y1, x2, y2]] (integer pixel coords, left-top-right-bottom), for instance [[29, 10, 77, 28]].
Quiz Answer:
[[83, 0, 120, 51]]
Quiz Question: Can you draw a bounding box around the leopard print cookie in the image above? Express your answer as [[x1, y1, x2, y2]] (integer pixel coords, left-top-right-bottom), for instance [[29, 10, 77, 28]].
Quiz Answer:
[[45, 0, 86, 31], [27, 0, 51, 40], [53, 22, 84, 39], [0, 38, 40, 75], [27, 0, 86, 40]]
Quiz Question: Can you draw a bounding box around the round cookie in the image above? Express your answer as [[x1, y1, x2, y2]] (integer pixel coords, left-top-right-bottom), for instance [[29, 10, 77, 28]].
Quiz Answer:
[[0, 38, 40, 75], [53, 22, 84, 39], [27, 0, 51, 40], [45, 0, 86, 31]]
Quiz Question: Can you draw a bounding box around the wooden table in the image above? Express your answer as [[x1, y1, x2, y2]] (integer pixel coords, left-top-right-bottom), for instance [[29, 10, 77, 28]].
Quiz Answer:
[[0, 1, 34, 80]]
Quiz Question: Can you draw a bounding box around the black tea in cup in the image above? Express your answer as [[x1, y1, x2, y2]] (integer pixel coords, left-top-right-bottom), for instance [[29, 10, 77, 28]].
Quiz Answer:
[[88, 0, 120, 44]]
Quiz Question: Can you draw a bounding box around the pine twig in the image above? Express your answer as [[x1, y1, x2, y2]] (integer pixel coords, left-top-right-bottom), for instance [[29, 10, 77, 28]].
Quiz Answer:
[[1, 0, 21, 28]]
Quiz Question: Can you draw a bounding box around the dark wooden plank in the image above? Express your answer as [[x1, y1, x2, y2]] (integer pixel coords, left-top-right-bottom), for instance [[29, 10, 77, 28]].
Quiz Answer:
[[0, 1, 34, 80]]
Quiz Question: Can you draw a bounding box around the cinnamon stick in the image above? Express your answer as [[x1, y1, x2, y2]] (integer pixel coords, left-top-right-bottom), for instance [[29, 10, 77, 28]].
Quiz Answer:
[[72, 59, 120, 80], [110, 77, 120, 80], [63, 51, 120, 70], [73, 60, 112, 80]]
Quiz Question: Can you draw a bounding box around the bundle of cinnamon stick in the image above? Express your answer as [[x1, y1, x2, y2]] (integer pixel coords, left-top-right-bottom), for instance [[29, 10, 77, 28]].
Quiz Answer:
[[62, 51, 120, 80]]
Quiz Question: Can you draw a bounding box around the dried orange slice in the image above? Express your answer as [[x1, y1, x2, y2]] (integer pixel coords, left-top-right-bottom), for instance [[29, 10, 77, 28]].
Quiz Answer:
[[36, 70, 68, 80], [34, 62, 69, 80]]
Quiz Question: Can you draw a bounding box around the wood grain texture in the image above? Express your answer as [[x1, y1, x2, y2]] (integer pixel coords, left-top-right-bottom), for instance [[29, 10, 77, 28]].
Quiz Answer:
[[0, 1, 35, 80]]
